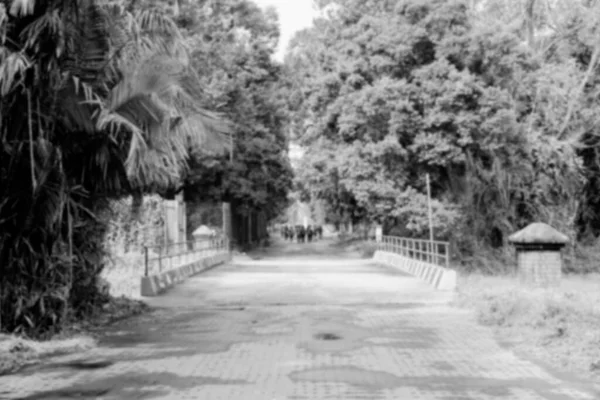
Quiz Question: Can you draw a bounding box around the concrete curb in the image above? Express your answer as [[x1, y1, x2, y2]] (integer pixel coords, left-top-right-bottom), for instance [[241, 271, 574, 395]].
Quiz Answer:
[[373, 250, 456, 291], [140, 252, 232, 297]]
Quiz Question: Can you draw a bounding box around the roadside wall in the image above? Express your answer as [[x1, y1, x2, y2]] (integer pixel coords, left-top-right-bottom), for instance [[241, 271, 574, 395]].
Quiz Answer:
[[373, 250, 457, 291], [140, 252, 231, 297]]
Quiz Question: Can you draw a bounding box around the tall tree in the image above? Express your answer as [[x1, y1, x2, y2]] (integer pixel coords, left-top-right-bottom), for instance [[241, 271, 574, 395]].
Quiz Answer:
[[284, 0, 585, 260], [173, 0, 294, 223], [0, 0, 228, 335]]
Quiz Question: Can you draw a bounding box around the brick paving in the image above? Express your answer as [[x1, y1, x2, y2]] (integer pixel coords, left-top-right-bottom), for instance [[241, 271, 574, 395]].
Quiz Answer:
[[1, 240, 599, 399]]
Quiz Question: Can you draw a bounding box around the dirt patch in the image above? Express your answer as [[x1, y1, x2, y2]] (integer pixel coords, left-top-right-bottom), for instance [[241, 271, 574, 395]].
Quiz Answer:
[[14, 371, 249, 400], [430, 361, 456, 371], [455, 273, 600, 384], [289, 365, 405, 389], [314, 332, 342, 341], [288, 365, 580, 398]]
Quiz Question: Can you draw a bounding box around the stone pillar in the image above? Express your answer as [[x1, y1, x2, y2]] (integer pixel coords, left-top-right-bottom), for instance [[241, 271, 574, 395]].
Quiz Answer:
[[375, 225, 383, 243], [508, 222, 569, 288]]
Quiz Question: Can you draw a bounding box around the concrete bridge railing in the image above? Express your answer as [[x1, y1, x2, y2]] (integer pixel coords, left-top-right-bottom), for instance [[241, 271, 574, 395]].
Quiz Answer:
[[372, 236, 457, 291], [140, 236, 232, 296]]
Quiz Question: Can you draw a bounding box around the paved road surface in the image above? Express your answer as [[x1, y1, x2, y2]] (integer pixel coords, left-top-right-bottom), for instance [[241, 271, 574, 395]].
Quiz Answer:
[[1, 239, 599, 399]]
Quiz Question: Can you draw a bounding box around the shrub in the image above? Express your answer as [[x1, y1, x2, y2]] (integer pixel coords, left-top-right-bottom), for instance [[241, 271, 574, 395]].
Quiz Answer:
[[359, 242, 378, 258]]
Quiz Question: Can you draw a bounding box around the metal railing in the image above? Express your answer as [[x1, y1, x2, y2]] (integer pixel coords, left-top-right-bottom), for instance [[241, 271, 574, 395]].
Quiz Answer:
[[373, 235, 450, 269], [143, 236, 229, 276]]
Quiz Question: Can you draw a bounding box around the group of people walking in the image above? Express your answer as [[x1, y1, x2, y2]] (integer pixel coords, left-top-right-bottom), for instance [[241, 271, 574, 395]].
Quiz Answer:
[[281, 225, 323, 243]]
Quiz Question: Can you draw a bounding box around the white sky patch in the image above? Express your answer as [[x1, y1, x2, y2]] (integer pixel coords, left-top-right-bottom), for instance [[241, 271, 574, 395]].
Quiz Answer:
[[289, 142, 305, 164], [251, 0, 317, 61]]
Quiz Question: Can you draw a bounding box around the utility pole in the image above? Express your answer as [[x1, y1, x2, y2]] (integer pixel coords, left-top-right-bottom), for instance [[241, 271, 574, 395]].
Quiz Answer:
[[426, 173, 434, 243], [222, 133, 233, 250], [426, 173, 435, 263]]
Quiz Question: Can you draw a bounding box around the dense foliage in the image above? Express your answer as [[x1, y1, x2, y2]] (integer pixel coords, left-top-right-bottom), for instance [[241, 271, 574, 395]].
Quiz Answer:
[[0, 0, 229, 336], [157, 0, 295, 221], [284, 0, 600, 264]]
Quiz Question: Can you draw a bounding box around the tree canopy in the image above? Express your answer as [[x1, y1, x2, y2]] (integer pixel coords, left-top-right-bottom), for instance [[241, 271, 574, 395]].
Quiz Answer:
[[162, 0, 294, 220], [284, 0, 600, 258]]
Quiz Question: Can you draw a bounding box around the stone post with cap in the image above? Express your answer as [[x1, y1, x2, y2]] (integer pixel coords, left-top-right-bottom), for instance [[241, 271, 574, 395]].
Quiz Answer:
[[508, 222, 569, 287]]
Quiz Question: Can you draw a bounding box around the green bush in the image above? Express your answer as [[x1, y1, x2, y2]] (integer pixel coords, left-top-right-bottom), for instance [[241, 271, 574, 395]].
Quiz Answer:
[[359, 242, 378, 258]]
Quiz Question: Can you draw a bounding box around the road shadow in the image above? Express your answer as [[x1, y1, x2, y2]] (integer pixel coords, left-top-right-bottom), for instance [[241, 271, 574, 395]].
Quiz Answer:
[[247, 237, 367, 260]]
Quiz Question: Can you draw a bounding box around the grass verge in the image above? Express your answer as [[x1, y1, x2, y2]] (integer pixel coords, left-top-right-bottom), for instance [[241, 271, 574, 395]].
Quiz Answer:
[[455, 272, 600, 380], [331, 236, 377, 258], [0, 334, 96, 376], [0, 296, 149, 376]]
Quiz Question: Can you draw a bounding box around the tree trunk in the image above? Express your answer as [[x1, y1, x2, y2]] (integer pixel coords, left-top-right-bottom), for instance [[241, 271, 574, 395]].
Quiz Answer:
[[559, 44, 600, 139], [524, 0, 536, 49]]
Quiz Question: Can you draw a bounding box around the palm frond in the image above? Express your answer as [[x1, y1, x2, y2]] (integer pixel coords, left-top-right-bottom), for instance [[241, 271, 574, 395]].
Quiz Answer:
[[125, 141, 182, 189], [135, 8, 182, 39], [19, 8, 62, 51], [62, 0, 111, 87], [58, 77, 99, 133], [0, 4, 7, 32], [9, 0, 35, 17], [95, 107, 146, 147], [180, 112, 234, 154], [134, 7, 189, 60], [0, 49, 30, 95], [107, 55, 184, 111]]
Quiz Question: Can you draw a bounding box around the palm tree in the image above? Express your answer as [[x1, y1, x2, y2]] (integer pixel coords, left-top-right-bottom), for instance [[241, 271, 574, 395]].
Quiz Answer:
[[0, 0, 230, 336]]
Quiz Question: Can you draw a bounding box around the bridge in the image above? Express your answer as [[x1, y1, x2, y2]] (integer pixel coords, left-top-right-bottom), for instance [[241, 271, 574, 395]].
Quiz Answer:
[[1, 237, 598, 399]]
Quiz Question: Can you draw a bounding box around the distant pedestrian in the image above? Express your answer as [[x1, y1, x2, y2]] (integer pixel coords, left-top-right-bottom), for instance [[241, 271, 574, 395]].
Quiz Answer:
[[285, 225, 293, 241], [315, 225, 323, 239], [296, 225, 305, 243]]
